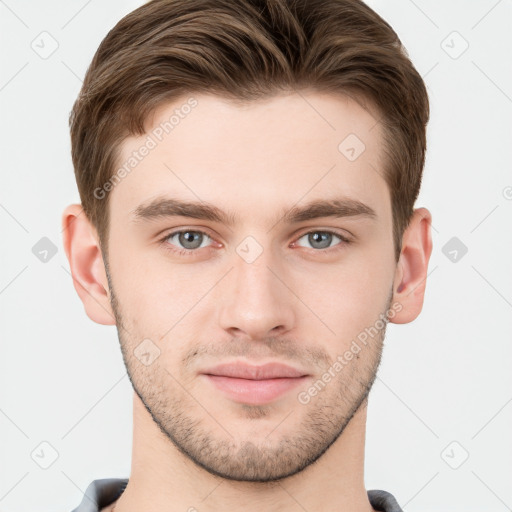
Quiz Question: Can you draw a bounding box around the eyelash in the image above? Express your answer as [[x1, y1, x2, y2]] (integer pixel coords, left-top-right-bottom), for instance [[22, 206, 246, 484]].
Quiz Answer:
[[158, 228, 351, 257]]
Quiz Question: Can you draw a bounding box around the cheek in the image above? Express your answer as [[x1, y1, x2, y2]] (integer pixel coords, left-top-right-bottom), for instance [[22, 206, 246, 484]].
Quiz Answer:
[[299, 253, 393, 343], [108, 218, 394, 342], [109, 249, 212, 336]]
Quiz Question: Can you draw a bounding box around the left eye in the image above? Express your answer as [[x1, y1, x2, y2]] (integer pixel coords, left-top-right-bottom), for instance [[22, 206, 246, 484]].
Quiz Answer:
[[294, 230, 348, 250]]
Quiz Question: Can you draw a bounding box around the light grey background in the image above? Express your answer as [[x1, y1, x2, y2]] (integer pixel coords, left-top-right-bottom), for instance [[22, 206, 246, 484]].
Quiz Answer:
[[1, 1, 511, 511]]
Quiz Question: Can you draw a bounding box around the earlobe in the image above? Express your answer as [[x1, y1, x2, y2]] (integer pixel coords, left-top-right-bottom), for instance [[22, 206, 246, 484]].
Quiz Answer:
[[61, 204, 116, 325], [389, 207, 433, 324]]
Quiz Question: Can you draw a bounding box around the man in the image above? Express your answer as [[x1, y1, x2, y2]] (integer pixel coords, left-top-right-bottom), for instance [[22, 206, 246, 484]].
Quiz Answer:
[[63, 0, 432, 510]]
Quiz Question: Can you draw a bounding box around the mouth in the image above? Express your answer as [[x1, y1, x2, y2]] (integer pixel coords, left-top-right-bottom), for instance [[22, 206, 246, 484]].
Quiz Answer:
[[200, 362, 310, 405]]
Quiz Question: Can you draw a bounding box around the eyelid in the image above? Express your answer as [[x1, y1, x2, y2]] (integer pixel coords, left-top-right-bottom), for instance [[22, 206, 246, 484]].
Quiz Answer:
[[294, 227, 352, 242]]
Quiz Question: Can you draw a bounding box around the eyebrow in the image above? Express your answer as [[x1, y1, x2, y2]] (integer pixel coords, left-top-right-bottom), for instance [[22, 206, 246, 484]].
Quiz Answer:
[[131, 196, 377, 227]]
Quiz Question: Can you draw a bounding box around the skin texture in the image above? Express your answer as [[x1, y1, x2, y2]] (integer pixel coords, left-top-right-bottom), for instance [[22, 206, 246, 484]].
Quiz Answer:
[[62, 91, 432, 512]]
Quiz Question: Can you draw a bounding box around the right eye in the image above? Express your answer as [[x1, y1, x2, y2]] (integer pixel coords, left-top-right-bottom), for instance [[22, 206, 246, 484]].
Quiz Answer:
[[160, 229, 216, 256]]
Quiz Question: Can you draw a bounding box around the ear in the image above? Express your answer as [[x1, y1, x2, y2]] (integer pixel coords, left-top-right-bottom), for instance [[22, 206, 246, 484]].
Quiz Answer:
[[61, 204, 116, 325], [390, 207, 433, 324]]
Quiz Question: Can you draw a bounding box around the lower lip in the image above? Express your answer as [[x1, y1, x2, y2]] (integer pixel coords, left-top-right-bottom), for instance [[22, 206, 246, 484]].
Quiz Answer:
[[203, 374, 309, 405]]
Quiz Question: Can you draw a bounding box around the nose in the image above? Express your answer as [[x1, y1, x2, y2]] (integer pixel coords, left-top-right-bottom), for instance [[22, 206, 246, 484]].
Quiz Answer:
[[217, 244, 297, 341]]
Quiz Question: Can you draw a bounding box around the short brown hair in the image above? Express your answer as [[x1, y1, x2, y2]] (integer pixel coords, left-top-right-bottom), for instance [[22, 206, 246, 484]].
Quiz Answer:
[[69, 0, 429, 262]]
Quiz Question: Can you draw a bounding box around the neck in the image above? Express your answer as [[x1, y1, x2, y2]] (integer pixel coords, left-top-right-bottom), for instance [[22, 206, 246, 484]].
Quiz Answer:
[[113, 393, 375, 512]]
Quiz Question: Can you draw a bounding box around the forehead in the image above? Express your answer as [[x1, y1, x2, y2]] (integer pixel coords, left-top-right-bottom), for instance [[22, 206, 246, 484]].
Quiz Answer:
[[109, 90, 389, 225]]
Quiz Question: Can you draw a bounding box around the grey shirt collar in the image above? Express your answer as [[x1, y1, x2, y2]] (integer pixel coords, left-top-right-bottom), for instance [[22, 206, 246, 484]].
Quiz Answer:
[[71, 478, 403, 512]]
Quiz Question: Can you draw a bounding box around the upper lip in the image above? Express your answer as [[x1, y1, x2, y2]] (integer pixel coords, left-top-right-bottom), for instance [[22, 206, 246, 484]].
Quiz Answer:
[[201, 362, 307, 380]]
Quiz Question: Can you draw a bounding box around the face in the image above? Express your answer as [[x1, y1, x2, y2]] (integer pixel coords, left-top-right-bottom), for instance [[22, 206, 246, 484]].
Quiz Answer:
[[104, 91, 398, 482]]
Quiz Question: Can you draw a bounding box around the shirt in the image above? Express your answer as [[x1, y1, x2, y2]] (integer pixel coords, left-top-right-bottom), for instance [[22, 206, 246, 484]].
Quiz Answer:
[[71, 478, 404, 512]]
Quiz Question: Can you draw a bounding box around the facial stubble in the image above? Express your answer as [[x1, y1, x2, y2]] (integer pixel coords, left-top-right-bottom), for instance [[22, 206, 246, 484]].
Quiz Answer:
[[104, 260, 390, 483]]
